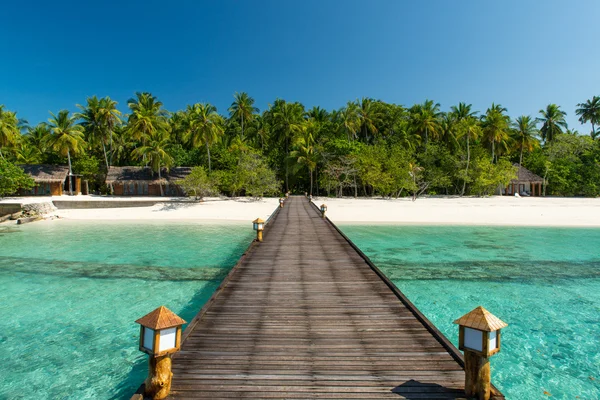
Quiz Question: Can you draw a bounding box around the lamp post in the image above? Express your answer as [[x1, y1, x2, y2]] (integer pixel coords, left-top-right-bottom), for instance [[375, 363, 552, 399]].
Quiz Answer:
[[135, 306, 186, 400], [320, 204, 327, 218], [454, 306, 507, 400], [308, 195, 312, 202], [279, 198, 285, 208], [285, 192, 289, 199], [253, 218, 265, 242]]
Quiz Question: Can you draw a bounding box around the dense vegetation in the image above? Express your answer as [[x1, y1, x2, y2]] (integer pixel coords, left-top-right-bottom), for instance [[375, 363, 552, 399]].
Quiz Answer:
[[1, 93, 600, 197]]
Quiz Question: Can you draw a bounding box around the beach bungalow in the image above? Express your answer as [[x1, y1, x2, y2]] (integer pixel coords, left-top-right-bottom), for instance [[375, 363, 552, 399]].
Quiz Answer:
[[18, 164, 82, 196], [504, 164, 544, 196], [106, 166, 192, 196]]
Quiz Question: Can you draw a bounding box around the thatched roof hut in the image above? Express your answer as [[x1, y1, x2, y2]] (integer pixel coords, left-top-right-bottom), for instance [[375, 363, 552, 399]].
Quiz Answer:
[[511, 164, 543, 184], [19, 165, 69, 183], [505, 164, 544, 196], [106, 166, 192, 196]]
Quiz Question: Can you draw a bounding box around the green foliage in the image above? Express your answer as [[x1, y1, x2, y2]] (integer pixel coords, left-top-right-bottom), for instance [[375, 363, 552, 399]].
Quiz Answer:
[[72, 154, 100, 179], [176, 166, 218, 199], [469, 152, 517, 196], [0, 159, 35, 197]]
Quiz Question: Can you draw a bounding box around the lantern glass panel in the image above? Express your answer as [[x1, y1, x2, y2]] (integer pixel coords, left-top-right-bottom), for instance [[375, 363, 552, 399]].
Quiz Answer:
[[159, 327, 177, 352], [489, 330, 498, 350], [253, 223, 258, 230], [464, 327, 483, 352], [258, 223, 264, 230], [143, 327, 155, 351]]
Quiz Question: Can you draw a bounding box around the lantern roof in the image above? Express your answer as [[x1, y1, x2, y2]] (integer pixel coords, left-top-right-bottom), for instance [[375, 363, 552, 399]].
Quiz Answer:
[[253, 218, 265, 223], [135, 306, 187, 330], [321, 204, 327, 207], [453, 306, 508, 332]]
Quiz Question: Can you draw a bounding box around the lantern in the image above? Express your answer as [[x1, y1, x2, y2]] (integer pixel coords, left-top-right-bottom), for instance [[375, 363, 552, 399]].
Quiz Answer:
[[136, 306, 186, 357], [253, 218, 265, 241], [279, 198, 285, 208], [454, 306, 507, 357], [320, 204, 327, 218]]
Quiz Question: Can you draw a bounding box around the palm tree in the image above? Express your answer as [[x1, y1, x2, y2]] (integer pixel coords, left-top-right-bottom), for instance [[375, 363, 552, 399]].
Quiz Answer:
[[76, 96, 122, 171], [126, 92, 170, 143], [338, 102, 360, 141], [356, 98, 383, 142], [183, 103, 224, 172], [272, 101, 304, 191], [455, 116, 482, 195], [131, 130, 173, 196], [45, 110, 86, 195], [0, 105, 21, 159], [575, 96, 600, 139], [24, 123, 50, 152], [512, 116, 539, 167], [481, 103, 510, 162], [409, 100, 442, 144], [290, 120, 317, 196], [228, 92, 259, 140], [450, 102, 477, 122], [537, 104, 567, 143]]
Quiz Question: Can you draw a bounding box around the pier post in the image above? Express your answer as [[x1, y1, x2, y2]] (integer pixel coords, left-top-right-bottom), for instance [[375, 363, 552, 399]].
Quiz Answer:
[[280, 198, 285, 208], [135, 306, 186, 400], [320, 204, 327, 218], [253, 218, 265, 242], [454, 306, 507, 400]]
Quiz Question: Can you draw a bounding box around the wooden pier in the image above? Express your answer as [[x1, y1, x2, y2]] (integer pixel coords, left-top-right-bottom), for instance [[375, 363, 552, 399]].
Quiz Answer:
[[165, 196, 504, 399]]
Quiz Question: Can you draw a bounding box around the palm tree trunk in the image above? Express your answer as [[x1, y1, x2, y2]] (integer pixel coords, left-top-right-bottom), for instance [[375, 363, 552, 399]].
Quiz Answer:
[[461, 136, 470, 196], [102, 142, 110, 172], [241, 115, 244, 140], [158, 167, 164, 197], [285, 137, 289, 192], [309, 169, 313, 196], [519, 137, 524, 167], [353, 174, 358, 198], [492, 140, 495, 162], [206, 142, 211, 173], [67, 149, 73, 196]]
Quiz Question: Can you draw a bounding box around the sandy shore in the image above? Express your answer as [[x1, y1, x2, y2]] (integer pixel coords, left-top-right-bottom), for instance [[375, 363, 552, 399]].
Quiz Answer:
[[3, 195, 600, 227]]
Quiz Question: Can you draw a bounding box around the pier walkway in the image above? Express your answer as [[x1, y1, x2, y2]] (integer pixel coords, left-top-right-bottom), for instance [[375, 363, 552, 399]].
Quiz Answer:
[[167, 196, 503, 399]]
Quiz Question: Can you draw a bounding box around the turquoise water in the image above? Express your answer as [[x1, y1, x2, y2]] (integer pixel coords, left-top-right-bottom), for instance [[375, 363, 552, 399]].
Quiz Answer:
[[0, 221, 253, 399], [340, 225, 600, 400]]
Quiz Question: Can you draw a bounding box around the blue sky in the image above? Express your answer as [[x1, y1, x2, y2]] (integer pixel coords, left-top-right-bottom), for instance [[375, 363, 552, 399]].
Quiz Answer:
[[1, 0, 599, 132]]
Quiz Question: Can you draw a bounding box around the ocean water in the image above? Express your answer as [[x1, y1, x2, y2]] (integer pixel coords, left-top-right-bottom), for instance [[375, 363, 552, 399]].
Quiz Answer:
[[340, 225, 600, 400], [0, 220, 253, 399]]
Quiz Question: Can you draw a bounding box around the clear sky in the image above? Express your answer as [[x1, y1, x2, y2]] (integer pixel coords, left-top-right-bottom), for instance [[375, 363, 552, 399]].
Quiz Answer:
[[1, 0, 599, 132]]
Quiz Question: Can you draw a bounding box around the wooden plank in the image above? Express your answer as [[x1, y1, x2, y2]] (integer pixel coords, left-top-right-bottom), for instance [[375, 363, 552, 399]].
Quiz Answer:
[[153, 197, 505, 399]]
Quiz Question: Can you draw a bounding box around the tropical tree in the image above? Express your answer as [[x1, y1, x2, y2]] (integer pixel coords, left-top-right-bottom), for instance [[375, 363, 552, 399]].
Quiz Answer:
[[511, 116, 539, 167], [575, 96, 600, 139], [183, 103, 224, 172], [290, 120, 318, 195], [272, 100, 304, 191], [455, 117, 482, 195], [0, 105, 21, 159], [409, 100, 442, 144], [537, 104, 567, 143], [481, 103, 510, 162], [126, 92, 170, 143], [338, 102, 360, 142], [356, 98, 383, 142], [44, 110, 86, 195], [24, 123, 50, 152], [228, 92, 259, 140], [76, 96, 122, 171], [0, 158, 35, 197], [131, 130, 173, 196]]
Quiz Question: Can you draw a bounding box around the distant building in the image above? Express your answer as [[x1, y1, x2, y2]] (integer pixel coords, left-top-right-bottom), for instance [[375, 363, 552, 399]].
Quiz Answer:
[[504, 164, 544, 196], [18, 165, 82, 196], [106, 166, 192, 196]]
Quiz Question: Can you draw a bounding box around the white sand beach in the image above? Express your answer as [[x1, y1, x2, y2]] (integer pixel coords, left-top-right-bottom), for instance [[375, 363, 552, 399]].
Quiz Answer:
[[3, 195, 600, 227]]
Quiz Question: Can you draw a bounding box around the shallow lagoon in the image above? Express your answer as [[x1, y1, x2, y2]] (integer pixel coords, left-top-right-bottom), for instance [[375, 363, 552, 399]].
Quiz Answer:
[[1, 221, 599, 399], [340, 224, 600, 400], [0, 220, 253, 399]]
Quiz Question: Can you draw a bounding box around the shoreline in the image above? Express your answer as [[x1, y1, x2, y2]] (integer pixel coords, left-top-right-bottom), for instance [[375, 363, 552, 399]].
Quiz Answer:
[[2, 195, 600, 227]]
